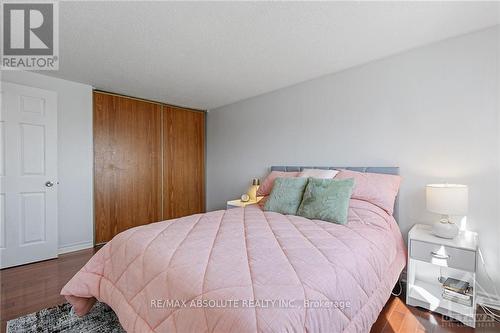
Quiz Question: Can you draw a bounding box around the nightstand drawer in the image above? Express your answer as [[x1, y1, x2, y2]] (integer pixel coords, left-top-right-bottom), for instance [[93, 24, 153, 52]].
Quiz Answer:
[[410, 240, 476, 272]]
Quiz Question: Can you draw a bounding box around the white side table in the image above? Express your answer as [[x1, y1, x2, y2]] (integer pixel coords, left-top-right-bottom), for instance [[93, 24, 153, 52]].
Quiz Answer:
[[226, 196, 263, 209], [406, 224, 478, 327]]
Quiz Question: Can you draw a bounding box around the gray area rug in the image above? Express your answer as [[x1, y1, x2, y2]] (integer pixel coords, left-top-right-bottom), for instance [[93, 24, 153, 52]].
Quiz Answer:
[[7, 302, 125, 333]]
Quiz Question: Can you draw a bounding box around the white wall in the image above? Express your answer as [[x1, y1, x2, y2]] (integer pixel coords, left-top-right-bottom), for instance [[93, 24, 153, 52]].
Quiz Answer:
[[207, 27, 500, 296], [1, 71, 94, 253]]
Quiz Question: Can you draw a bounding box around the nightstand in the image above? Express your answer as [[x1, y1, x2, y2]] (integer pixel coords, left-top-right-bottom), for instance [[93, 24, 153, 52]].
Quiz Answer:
[[406, 224, 478, 327], [226, 196, 263, 209]]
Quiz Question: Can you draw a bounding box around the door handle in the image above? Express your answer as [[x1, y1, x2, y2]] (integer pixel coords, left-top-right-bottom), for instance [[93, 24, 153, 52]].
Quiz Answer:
[[45, 181, 54, 187]]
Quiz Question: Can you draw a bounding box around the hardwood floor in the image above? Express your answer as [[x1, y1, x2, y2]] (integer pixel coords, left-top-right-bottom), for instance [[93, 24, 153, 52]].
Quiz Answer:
[[1, 248, 499, 333], [0, 248, 98, 333], [371, 290, 500, 333]]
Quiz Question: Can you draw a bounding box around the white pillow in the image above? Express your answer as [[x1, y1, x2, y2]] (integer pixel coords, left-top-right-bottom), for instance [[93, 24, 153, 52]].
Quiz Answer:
[[298, 168, 339, 179]]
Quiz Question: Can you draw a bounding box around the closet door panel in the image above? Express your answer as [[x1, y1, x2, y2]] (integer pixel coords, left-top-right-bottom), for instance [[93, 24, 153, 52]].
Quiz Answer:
[[163, 107, 205, 219], [94, 92, 162, 243]]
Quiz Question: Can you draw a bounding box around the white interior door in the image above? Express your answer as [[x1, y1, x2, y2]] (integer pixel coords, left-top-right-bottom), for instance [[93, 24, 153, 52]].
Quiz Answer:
[[0, 81, 58, 269]]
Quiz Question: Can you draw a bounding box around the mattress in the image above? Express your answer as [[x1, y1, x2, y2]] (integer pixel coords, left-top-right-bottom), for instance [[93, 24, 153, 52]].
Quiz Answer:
[[62, 199, 406, 332]]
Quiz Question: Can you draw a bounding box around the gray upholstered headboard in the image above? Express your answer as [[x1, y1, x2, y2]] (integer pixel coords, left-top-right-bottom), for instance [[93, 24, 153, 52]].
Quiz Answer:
[[270, 166, 400, 223]]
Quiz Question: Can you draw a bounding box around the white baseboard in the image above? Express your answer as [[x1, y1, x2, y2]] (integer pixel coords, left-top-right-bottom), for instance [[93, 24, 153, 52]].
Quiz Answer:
[[58, 241, 94, 255], [477, 292, 500, 311]]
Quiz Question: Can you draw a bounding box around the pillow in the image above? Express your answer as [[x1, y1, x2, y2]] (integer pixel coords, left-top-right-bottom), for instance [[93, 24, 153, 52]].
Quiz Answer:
[[334, 170, 401, 215], [297, 178, 354, 224], [298, 168, 339, 179], [264, 177, 308, 215], [257, 196, 268, 209], [257, 171, 299, 196]]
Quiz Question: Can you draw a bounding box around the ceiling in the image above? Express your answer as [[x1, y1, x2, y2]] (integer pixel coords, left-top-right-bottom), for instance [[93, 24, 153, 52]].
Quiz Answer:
[[47, 1, 499, 109]]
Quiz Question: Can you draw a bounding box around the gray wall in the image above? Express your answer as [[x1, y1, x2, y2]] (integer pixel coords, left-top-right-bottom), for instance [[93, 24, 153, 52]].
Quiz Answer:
[[207, 27, 500, 296], [1, 71, 94, 253]]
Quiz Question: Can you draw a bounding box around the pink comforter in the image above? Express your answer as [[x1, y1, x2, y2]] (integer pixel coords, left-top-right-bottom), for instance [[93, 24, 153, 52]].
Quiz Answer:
[[62, 200, 406, 332]]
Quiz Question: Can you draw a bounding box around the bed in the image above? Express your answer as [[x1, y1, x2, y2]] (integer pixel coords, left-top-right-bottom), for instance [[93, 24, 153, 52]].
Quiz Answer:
[[62, 166, 406, 332]]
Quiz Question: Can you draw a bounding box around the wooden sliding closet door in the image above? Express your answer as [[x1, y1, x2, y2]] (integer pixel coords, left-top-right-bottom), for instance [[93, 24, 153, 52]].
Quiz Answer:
[[94, 92, 162, 243], [163, 106, 205, 219]]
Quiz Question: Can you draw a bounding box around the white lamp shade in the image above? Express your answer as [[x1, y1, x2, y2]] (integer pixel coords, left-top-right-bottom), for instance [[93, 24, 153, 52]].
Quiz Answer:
[[426, 184, 468, 215]]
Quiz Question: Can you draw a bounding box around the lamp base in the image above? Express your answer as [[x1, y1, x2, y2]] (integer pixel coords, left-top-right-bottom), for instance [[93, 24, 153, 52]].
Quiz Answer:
[[432, 218, 459, 239]]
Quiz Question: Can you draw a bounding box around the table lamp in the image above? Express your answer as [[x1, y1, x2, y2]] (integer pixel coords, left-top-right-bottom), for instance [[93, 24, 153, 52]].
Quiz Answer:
[[247, 178, 260, 202], [426, 184, 468, 239]]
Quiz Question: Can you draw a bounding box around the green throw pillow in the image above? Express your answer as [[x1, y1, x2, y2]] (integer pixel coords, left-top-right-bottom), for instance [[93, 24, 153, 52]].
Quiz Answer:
[[297, 177, 354, 224], [264, 177, 309, 215]]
